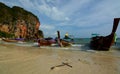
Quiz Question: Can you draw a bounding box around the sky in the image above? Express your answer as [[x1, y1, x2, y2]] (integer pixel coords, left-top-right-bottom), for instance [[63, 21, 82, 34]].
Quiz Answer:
[[0, 0, 120, 38]]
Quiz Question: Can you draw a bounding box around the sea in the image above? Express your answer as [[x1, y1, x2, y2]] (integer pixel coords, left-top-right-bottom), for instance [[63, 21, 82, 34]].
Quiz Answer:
[[73, 38, 120, 44], [72, 38, 120, 49], [0, 38, 120, 51]]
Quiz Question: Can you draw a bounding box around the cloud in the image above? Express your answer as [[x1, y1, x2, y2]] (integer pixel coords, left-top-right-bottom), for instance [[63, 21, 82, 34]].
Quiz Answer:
[[40, 24, 55, 30], [37, 4, 70, 21], [0, 0, 21, 7], [1, 0, 70, 21], [40, 24, 57, 37], [61, 0, 91, 16], [60, 0, 120, 28], [0, 0, 120, 37], [23, 0, 69, 21], [18, 0, 35, 9]]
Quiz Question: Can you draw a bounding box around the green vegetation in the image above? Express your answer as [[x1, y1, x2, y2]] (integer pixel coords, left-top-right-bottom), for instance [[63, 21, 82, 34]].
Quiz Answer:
[[0, 31, 14, 38], [38, 30, 44, 38], [0, 2, 39, 24]]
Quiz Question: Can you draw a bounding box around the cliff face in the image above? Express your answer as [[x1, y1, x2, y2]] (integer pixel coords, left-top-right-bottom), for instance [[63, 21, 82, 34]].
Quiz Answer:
[[0, 2, 43, 40]]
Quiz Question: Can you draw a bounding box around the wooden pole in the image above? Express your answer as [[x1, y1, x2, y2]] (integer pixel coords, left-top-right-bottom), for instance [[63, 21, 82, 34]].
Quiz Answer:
[[57, 31, 63, 47], [57, 31, 60, 39]]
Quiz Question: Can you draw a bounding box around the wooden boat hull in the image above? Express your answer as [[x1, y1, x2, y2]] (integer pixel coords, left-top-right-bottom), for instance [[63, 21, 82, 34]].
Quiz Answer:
[[2, 38, 18, 42], [38, 39, 56, 46], [38, 39, 71, 47], [61, 40, 71, 47]]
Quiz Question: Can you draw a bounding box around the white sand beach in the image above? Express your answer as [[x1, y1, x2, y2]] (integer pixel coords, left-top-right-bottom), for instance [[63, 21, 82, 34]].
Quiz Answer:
[[0, 44, 120, 74]]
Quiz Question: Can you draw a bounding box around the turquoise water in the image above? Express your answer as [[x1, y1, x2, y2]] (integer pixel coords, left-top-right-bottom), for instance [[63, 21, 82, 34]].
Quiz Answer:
[[117, 38, 120, 43], [73, 38, 120, 49], [73, 38, 120, 44], [0, 38, 119, 50], [73, 38, 90, 44]]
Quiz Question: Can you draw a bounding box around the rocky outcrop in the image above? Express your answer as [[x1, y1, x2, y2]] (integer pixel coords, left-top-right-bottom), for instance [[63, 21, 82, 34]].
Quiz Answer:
[[0, 2, 43, 40]]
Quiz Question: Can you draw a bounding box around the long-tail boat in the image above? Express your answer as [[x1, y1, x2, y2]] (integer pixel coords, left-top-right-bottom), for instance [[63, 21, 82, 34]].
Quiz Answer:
[[90, 18, 120, 51], [57, 31, 72, 47], [38, 38, 56, 46], [2, 38, 18, 42]]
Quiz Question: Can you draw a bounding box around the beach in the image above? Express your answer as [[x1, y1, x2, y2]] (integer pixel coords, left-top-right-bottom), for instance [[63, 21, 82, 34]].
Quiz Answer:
[[0, 43, 120, 74], [0, 1, 120, 74]]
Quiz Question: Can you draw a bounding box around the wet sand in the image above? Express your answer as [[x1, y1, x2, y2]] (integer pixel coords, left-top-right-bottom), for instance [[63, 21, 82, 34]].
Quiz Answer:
[[0, 44, 120, 74]]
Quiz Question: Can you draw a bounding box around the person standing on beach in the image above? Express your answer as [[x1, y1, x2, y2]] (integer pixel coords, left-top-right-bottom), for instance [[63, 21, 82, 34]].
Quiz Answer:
[[114, 33, 117, 45]]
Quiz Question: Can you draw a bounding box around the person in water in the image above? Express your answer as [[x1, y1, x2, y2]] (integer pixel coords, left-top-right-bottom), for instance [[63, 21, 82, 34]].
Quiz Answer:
[[64, 32, 70, 39]]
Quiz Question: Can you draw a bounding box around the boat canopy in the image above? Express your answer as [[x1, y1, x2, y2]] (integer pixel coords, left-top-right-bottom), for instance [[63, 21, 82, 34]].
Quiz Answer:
[[91, 33, 100, 37]]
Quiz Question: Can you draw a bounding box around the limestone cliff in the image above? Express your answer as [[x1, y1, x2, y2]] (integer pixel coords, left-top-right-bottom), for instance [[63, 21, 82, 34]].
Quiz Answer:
[[0, 2, 44, 40]]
